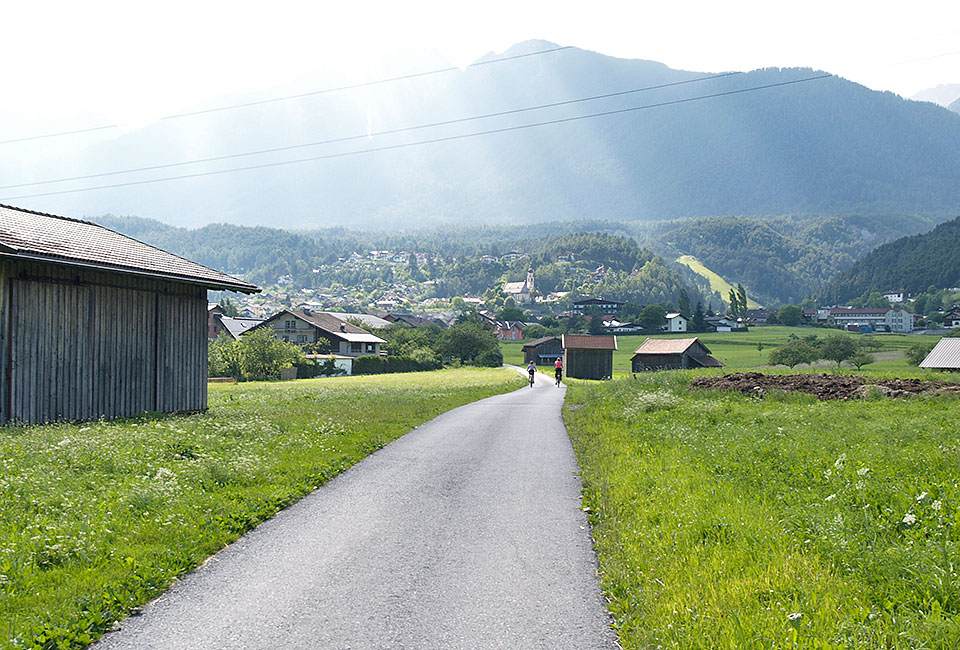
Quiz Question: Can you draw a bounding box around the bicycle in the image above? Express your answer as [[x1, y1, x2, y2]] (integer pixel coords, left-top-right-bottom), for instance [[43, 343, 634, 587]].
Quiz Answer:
[[529, 370, 536, 387], [555, 369, 562, 387]]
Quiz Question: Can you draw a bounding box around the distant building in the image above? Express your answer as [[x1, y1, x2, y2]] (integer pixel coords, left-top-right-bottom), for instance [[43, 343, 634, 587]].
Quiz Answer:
[[252, 309, 385, 357], [495, 321, 526, 341], [943, 308, 960, 329], [883, 291, 908, 303], [665, 312, 688, 332], [571, 298, 625, 316], [828, 308, 914, 332], [562, 334, 617, 380], [503, 267, 535, 304], [631, 338, 723, 372]]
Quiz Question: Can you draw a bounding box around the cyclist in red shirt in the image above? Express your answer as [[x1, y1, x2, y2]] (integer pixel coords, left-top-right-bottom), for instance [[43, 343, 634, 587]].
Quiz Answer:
[[554, 358, 563, 387]]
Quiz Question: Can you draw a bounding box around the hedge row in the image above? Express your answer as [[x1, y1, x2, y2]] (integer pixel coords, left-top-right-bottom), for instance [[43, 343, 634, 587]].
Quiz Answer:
[[352, 355, 443, 375]]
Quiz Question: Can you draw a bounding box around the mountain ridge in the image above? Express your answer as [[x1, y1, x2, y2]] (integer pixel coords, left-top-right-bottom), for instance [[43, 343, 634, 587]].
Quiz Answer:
[[7, 41, 960, 228]]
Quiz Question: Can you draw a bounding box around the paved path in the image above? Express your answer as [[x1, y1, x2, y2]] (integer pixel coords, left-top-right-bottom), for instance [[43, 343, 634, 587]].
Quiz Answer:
[[94, 371, 618, 649]]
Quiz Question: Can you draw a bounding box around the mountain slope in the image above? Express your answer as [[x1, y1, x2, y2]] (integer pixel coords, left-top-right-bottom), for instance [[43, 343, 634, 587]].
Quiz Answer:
[[9, 41, 960, 229], [815, 217, 960, 303], [634, 214, 935, 305]]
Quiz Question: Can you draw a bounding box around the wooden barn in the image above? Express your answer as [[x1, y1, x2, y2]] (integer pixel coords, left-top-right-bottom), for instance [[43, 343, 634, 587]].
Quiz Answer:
[[562, 334, 617, 380], [522, 336, 562, 365], [631, 337, 723, 372], [0, 204, 259, 425]]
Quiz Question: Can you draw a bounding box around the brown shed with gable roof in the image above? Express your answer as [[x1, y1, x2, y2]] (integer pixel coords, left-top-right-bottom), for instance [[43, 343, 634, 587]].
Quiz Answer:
[[0, 204, 259, 424], [631, 337, 723, 372], [562, 334, 617, 380]]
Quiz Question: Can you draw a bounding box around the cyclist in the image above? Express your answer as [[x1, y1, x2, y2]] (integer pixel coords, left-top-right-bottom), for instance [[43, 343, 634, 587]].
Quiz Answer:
[[527, 360, 536, 387], [554, 357, 563, 387]]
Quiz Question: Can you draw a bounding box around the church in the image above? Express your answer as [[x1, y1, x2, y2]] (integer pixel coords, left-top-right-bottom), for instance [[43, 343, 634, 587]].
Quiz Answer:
[[503, 267, 535, 304]]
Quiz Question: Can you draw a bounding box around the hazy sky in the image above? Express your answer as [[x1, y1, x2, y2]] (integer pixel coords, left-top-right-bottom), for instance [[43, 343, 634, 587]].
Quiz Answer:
[[3, 0, 959, 128]]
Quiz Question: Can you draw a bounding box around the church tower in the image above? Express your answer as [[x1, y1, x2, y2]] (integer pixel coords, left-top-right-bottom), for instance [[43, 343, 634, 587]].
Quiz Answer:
[[526, 267, 535, 300]]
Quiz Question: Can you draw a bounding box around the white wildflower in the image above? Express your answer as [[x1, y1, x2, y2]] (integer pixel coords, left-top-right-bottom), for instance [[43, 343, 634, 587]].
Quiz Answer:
[[825, 494, 837, 502], [916, 492, 928, 502], [788, 612, 802, 621], [857, 467, 870, 476], [902, 513, 917, 526], [932, 500, 943, 512], [834, 453, 847, 470]]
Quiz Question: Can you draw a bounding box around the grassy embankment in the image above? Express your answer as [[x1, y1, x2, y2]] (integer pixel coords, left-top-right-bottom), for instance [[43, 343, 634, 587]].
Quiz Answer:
[[0, 368, 524, 650], [675, 254, 764, 309], [502, 326, 938, 375], [565, 369, 960, 649]]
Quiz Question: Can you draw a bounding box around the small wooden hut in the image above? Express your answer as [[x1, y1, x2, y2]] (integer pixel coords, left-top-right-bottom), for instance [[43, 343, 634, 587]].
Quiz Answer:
[[522, 336, 562, 365], [631, 337, 723, 372], [562, 334, 617, 380], [0, 204, 259, 424]]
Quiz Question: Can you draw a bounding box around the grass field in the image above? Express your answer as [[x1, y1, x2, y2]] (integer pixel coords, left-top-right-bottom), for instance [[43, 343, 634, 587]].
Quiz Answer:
[[503, 326, 941, 374], [564, 370, 960, 649], [675, 255, 764, 309], [0, 368, 524, 650]]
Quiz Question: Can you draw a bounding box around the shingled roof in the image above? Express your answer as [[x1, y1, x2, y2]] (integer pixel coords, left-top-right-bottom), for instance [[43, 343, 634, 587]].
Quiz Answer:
[[562, 334, 618, 350], [0, 204, 259, 293], [633, 337, 707, 355]]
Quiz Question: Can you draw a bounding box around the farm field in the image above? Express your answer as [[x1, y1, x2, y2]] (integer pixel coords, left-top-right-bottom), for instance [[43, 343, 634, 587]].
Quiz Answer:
[[502, 326, 940, 374], [0, 368, 524, 650], [564, 370, 960, 649]]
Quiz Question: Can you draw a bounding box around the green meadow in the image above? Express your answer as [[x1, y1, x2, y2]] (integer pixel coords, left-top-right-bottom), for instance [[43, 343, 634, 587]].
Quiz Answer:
[[0, 368, 524, 650], [564, 370, 960, 649], [502, 326, 937, 374]]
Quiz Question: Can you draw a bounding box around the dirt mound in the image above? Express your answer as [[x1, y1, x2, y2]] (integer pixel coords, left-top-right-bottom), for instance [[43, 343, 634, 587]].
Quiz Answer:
[[689, 372, 960, 400]]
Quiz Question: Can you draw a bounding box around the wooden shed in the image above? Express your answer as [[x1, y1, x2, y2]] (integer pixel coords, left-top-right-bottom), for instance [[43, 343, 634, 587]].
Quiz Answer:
[[522, 336, 562, 365], [0, 204, 259, 424], [562, 334, 617, 380], [631, 337, 723, 372]]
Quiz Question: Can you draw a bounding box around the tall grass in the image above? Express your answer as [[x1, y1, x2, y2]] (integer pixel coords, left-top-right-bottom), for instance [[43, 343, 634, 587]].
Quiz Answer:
[[0, 368, 523, 650], [565, 372, 960, 649]]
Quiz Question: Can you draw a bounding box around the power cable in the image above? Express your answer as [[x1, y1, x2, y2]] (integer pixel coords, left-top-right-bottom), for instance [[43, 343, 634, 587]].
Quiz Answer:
[[0, 72, 744, 191], [0, 74, 833, 201], [0, 45, 572, 146]]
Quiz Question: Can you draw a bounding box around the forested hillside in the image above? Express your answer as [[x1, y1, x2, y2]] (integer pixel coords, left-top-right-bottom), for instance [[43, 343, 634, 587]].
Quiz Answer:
[[632, 214, 935, 305], [94, 216, 702, 307], [816, 216, 960, 303]]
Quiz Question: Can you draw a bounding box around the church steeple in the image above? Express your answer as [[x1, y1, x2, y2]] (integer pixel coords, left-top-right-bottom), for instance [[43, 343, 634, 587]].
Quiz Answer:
[[526, 267, 535, 297]]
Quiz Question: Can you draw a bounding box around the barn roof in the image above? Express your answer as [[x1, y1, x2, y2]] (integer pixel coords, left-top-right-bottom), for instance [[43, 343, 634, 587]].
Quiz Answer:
[[633, 337, 710, 355], [0, 204, 259, 293], [919, 338, 960, 370], [522, 336, 561, 350], [562, 334, 618, 350]]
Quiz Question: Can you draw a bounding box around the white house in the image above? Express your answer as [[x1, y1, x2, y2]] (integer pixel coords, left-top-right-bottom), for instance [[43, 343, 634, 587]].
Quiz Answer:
[[665, 312, 688, 332]]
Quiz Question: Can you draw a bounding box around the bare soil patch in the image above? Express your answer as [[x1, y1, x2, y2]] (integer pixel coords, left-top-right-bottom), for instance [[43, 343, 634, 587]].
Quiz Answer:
[[689, 372, 960, 400]]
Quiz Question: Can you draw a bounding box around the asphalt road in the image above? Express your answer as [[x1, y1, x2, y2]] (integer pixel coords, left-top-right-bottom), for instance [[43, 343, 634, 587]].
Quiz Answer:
[[94, 371, 619, 649]]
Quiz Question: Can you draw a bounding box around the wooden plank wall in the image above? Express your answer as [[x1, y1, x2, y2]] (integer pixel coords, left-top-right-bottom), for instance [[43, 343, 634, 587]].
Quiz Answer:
[[0, 260, 207, 424], [565, 349, 614, 380]]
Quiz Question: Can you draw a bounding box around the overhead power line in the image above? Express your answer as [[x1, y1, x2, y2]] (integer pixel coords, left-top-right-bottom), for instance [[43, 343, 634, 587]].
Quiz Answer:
[[0, 72, 743, 191], [0, 74, 833, 202], [0, 45, 573, 147]]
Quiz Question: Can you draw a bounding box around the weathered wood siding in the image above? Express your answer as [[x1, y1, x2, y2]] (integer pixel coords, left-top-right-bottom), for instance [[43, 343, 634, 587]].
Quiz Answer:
[[564, 349, 613, 380], [632, 354, 684, 372], [524, 338, 562, 365], [0, 260, 207, 424]]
